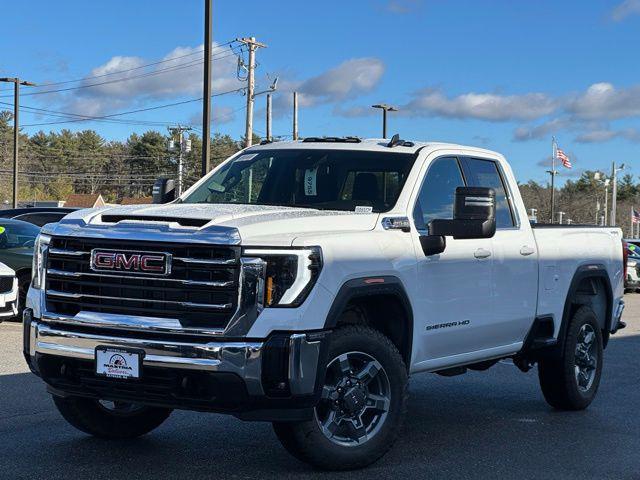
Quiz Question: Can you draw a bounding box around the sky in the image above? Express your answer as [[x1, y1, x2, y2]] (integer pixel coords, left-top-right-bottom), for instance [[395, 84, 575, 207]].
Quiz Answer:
[[1, 0, 639, 184]]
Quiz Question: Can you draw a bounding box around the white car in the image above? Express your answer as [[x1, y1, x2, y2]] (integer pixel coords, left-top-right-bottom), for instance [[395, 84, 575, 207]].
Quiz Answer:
[[0, 262, 18, 321], [25, 137, 626, 470]]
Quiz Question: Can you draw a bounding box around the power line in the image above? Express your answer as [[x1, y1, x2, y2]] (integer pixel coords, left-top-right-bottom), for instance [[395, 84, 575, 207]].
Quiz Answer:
[[17, 87, 246, 127], [0, 41, 239, 94], [0, 49, 242, 99]]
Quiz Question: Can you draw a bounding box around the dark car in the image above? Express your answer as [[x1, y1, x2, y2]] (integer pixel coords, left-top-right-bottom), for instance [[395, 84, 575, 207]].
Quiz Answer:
[[0, 218, 41, 319], [0, 207, 77, 227]]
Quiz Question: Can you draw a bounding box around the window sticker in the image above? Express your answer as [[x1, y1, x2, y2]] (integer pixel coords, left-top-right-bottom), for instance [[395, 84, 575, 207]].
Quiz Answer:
[[304, 168, 318, 196], [355, 206, 373, 214], [0, 226, 5, 234], [235, 153, 259, 162]]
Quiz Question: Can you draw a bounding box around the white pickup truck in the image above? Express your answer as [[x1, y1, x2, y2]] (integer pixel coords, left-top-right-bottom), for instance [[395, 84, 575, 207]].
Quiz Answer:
[[24, 137, 626, 470]]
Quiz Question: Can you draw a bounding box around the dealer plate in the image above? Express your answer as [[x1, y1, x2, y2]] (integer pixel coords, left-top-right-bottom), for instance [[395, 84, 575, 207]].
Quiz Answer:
[[95, 347, 142, 379]]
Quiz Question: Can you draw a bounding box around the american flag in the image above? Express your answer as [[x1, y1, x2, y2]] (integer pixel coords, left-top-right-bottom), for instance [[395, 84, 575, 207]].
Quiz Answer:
[[633, 208, 640, 224], [556, 148, 572, 169]]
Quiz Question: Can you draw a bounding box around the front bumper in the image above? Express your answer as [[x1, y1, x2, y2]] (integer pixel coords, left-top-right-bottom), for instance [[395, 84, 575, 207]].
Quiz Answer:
[[24, 312, 329, 421], [0, 278, 19, 320]]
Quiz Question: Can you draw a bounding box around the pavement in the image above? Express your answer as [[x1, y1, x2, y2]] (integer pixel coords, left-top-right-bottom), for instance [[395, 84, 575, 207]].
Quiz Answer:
[[1, 295, 639, 480]]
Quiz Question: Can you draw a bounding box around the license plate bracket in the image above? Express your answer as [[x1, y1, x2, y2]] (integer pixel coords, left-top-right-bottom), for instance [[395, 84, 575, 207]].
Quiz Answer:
[[95, 346, 144, 380]]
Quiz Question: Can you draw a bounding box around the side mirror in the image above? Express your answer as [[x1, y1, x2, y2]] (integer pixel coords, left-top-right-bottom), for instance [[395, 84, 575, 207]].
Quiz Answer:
[[152, 178, 176, 204], [420, 234, 446, 256], [419, 187, 496, 256], [429, 187, 496, 240]]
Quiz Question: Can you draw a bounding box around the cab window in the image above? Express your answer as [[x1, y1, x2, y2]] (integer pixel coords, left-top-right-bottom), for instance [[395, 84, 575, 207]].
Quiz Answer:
[[460, 158, 515, 228], [413, 156, 466, 231]]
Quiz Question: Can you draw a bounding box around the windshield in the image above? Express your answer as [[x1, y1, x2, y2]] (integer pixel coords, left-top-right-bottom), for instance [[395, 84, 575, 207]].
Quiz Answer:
[[0, 221, 40, 249], [182, 149, 416, 213]]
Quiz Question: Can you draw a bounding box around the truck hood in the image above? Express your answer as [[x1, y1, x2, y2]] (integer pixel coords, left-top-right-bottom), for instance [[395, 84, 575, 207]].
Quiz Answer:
[[53, 203, 380, 246]]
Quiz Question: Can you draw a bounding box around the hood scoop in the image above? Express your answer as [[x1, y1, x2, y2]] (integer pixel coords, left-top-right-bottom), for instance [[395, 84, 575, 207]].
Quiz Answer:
[[100, 215, 210, 228]]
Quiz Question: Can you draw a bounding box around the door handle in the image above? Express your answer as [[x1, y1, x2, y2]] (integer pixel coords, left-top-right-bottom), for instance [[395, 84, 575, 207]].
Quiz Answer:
[[520, 245, 535, 256], [474, 248, 492, 259]]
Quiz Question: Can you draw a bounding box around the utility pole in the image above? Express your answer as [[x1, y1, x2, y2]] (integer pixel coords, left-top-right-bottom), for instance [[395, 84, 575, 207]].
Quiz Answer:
[[169, 126, 192, 196], [237, 37, 267, 148], [372, 104, 398, 138], [201, 0, 213, 176], [548, 137, 558, 223], [293, 91, 299, 140], [610, 161, 625, 226], [266, 93, 272, 141], [0, 77, 36, 208], [603, 178, 610, 226]]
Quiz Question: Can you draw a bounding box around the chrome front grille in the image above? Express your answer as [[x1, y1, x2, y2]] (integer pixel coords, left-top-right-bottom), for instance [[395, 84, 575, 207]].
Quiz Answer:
[[45, 237, 241, 330]]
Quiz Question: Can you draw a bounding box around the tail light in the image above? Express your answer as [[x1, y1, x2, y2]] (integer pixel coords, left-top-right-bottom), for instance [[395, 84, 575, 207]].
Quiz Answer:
[[622, 240, 629, 279]]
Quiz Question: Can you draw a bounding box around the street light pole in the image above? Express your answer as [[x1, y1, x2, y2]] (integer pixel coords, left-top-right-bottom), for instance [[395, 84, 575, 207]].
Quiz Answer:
[[0, 77, 36, 208], [372, 104, 398, 139], [610, 161, 625, 226]]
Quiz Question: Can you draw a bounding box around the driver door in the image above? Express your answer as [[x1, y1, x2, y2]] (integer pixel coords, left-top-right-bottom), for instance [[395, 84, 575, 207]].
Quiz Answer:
[[410, 156, 495, 370]]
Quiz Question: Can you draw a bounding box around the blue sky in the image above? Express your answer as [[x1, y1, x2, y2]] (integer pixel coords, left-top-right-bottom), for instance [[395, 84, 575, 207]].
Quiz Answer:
[[1, 0, 639, 184]]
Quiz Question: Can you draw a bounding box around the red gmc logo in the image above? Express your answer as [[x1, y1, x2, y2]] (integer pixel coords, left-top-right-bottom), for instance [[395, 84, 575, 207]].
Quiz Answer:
[[90, 249, 171, 276]]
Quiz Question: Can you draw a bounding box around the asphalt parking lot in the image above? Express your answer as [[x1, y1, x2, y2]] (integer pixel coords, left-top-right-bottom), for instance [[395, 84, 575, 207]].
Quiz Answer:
[[1, 296, 639, 480]]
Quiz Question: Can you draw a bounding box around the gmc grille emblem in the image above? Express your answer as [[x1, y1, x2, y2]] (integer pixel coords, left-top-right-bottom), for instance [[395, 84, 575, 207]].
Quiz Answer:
[[90, 249, 171, 276]]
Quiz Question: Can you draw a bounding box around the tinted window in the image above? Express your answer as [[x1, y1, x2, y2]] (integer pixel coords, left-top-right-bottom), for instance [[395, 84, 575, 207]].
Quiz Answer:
[[14, 212, 66, 227], [413, 157, 465, 230], [183, 149, 416, 213], [0, 221, 40, 249], [460, 158, 515, 228]]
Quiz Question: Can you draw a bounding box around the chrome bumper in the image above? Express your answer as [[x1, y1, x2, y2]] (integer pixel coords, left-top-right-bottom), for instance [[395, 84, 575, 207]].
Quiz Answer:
[[27, 318, 324, 397], [0, 281, 18, 319]]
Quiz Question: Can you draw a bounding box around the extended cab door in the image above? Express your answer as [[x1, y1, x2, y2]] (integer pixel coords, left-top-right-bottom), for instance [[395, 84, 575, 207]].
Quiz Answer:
[[459, 157, 538, 347], [410, 155, 495, 368]]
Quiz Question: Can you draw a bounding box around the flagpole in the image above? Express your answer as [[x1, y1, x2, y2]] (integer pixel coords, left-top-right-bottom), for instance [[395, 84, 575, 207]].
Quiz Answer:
[[632, 205, 634, 239], [553, 137, 557, 223]]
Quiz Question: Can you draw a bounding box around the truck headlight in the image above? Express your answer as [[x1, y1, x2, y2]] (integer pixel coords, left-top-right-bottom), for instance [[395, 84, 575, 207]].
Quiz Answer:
[[32, 234, 51, 289], [242, 247, 322, 307]]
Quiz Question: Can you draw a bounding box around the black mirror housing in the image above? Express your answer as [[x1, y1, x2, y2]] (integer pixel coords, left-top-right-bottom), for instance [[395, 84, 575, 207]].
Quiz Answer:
[[423, 187, 496, 248], [420, 235, 446, 256], [152, 178, 176, 204]]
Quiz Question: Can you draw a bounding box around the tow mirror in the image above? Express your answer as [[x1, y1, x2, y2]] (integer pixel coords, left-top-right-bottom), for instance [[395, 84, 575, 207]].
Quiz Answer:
[[152, 178, 176, 204], [419, 187, 496, 256], [429, 187, 496, 240]]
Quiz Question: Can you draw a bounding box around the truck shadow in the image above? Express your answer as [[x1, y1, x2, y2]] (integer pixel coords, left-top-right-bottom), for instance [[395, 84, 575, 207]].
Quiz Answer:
[[1, 332, 639, 479]]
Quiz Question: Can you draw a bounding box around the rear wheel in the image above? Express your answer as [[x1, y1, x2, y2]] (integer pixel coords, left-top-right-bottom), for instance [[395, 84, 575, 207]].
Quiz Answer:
[[273, 325, 408, 470], [53, 395, 172, 439], [538, 306, 603, 410]]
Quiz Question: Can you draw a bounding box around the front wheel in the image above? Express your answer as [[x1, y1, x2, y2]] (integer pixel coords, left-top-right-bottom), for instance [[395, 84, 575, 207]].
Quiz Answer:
[[53, 395, 172, 439], [538, 306, 603, 410], [273, 325, 408, 470]]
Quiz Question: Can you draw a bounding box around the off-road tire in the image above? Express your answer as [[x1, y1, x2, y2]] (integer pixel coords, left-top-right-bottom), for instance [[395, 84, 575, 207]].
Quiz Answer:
[[273, 325, 408, 470], [538, 306, 603, 410], [53, 395, 172, 439]]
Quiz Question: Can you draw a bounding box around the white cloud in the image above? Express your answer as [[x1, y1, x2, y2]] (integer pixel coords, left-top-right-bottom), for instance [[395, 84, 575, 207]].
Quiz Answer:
[[565, 82, 640, 120], [403, 88, 557, 121], [611, 0, 640, 21], [299, 58, 384, 104], [56, 43, 243, 116], [271, 58, 385, 115], [575, 127, 640, 143]]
